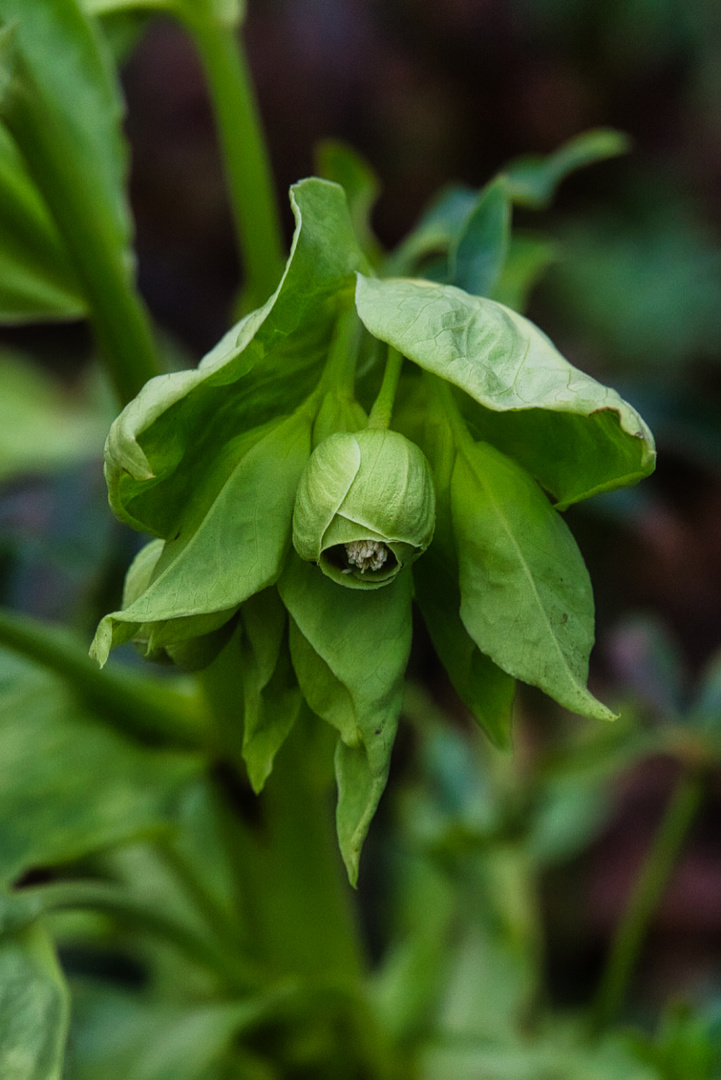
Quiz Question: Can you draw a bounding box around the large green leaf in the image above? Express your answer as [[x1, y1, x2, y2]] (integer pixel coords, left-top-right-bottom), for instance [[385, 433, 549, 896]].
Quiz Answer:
[[451, 441, 614, 721], [0, 924, 69, 1080], [355, 275, 655, 508], [105, 179, 368, 536], [91, 407, 313, 665], [0, 125, 86, 323], [0, 651, 197, 885], [279, 554, 413, 884]]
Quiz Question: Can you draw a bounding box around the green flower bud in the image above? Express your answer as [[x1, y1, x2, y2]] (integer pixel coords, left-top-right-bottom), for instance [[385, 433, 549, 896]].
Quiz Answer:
[[292, 428, 435, 588]]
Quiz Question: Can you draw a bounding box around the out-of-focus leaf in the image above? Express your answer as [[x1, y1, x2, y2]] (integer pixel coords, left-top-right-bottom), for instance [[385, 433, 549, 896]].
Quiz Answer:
[[316, 138, 382, 265], [0, 649, 197, 886], [505, 128, 631, 209], [0, 923, 69, 1080], [448, 177, 510, 298], [0, 353, 109, 482], [64, 984, 268, 1080], [0, 126, 86, 323], [355, 274, 655, 509], [492, 233, 557, 312]]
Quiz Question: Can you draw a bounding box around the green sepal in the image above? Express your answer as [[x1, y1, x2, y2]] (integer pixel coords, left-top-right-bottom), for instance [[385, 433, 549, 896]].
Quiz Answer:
[[451, 440, 615, 722], [355, 274, 655, 508], [278, 554, 413, 884]]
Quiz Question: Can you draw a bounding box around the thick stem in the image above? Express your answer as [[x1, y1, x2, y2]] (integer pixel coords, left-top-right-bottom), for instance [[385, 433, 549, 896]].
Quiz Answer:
[[187, 15, 285, 310], [0, 607, 209, 752], [4, 89, 160, 406], [590, 768, 705, 1034], [368, 346, 404, 429], [428, 372, 475, 453], [318, 305, 362, 398]]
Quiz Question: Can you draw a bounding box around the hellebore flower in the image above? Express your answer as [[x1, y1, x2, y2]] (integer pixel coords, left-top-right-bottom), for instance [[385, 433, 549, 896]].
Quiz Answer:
[[292, 428, 435, 588]]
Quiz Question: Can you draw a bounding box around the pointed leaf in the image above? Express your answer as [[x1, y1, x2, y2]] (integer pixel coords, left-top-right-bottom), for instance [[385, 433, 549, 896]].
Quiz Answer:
[[451, 441, 614, 721], [239, 589, 301, 792], [355, 275, 655, 507], [505, 128, 631, 209], [0, 924, 69, 1080], [105, 179, 368, 536], [448, 177, 510, 298], [279, 555, 413, 883]]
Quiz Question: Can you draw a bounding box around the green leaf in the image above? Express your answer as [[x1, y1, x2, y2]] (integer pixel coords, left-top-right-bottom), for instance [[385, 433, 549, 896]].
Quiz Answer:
[[451, 441, 614, 721], [0, 924, 69, 1080], [279, 554, 413, 884], [315, 138, 382, 265], [0, 353, 109, 483], [105, 178, 368, 536], [91, 407, 313, 666], [82, 0, 245, 27], [239, 589, 302, 792], [0, 125, 86, 323], [492, 233, 557, 313], [355, 275, 655, 508], [0, 651, 197, 885], [384, 184, 476, 277], [505, 128, 631, 210], [64, 984, 267, 1080], [448, 177, 510, 298]]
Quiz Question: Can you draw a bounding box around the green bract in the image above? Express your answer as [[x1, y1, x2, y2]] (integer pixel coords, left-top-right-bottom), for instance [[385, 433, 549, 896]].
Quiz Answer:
[[292, 428, 435, 588], [87, 173, 656, 879]]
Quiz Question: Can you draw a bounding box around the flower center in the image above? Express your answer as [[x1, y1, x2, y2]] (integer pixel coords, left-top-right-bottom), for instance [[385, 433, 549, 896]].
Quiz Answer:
[[344, 539, 389, 573]]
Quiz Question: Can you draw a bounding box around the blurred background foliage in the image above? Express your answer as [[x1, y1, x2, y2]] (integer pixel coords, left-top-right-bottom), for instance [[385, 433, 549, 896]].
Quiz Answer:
[[4, 0, 721, 1064]]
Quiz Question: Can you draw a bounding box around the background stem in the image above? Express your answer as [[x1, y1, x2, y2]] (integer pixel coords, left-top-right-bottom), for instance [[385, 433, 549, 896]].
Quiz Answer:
[[188, 16, 285, 310], [590, 767, 705, 1034]]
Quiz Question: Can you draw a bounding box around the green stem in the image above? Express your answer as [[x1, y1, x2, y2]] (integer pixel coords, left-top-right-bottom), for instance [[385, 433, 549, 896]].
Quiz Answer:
[[428, 371, 474, 452], [186, 14, 285, 309], [159, 841, 244, 952], [368, 346, 404, 429], [4, 86, 160, 406], [318, 305, 362, 397], [590, 768, 705, 1034], [13, 880, 258, 990], [0, 607, 209, 752]]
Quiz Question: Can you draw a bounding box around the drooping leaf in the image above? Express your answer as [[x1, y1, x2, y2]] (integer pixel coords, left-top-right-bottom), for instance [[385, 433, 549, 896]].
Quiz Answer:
[[0, 923, 69, 1080], [412, 400, 515, 746], [0, 125, 86, 323], [279, 554, 413, 883], [505, 128, 631, 210], [91, 406, 313, 666], [448, 177, 510, 298], [105, 179, 368, 536], [451, 441, 614, 721], [239, 588, 302, 792], [0, 650, 197, 885], [355, 275, 655, 508]]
